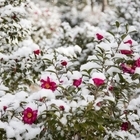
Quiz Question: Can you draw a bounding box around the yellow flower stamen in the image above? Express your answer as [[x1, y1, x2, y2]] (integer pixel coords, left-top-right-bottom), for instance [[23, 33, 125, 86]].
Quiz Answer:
[[126, 64, 132, 68], [45, 83, 50, 89], [27, 113, 32, 118]]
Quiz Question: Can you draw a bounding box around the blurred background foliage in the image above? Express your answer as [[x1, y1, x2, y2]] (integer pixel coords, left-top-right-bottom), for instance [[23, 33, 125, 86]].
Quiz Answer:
[[32, 0, 140, 43]]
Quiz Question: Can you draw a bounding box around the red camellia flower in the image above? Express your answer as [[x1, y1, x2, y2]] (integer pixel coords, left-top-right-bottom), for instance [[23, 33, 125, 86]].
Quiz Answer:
[[92, 78, 105, 87], [96, 33, 104, 40], [109, 86, 113, 91], [11, 13, 17, 20], [96, 102, 102, 107], [120, 50, 133, 55], [61, 60, 67, 66], [39, 97, 46, 102], [33, 49, 40, 55], [123, 110, 128, 115], [73, 78, 82, 87], [59, 105, 65, 111], [22, 107, 38, 125], [40, 77, 57, 91], [135, 58, 140, 67], [121, 63, 135, 74], [121, 122, 129, 131], [3, 106, 7, 111], [124, 40, 132, 45]]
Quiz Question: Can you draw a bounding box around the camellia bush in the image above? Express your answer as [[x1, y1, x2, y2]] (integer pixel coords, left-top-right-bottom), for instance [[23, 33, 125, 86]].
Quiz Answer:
[[26, 0, 61, 44], [110, 0, 140, 43], [1, 0, 140, 140], [97, 0, 140, 43]]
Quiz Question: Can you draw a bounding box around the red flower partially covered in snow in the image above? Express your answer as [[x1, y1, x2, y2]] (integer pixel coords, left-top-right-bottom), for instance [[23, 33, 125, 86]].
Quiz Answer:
[[96, 33, 104, 40], [92, 78, 105, 87], [121, 122, 129, 131], [3, 106, 7, 111], [96, 102, 102, 107], [59, 105, 65, 111], [73, 78, 82, 87], [120, 50, 133, 55], [22, 107, 38, 125], [108, 86, 113, 91], [124, 40, 132, 45], [41, 77, 57, 91], [135, 58, 140, 67], [33, 49, 40, 55], [61, 60, 67, 66], [121, 63, 135, 74]]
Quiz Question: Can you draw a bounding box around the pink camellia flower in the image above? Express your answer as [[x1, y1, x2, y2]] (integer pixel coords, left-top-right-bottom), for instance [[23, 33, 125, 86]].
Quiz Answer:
[[96, 33, 104, 40], [135, 58, 140, 67], [120, 50, 133, 55], [124, 40, 132, 45], [59, 105, 65, 111], [92, 78, 105, 87], [33, 49, 40, 55], [121, 122, 129, 131], [61, 60, 67, 66], [121, 63, 135, 74], [40, 77, 57, 91], [22, 107, 38, 125], [73, 78, 82, 87]]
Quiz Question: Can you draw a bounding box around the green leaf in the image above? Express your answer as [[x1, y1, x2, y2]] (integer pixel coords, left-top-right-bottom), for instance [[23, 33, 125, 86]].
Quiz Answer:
[[131, 73, 140, 80], [46, 70, 56, 74], [98, 125, 105, 132], [107, 31, 115, 37], [115, 58, 125, 64], [121, 34, 127, 40], [118, 73, 126, 83], [115, 21, 120, 28], [125, 24, 129, 33], [96, 47, 104, 54], [82, 68, 93, 76]]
